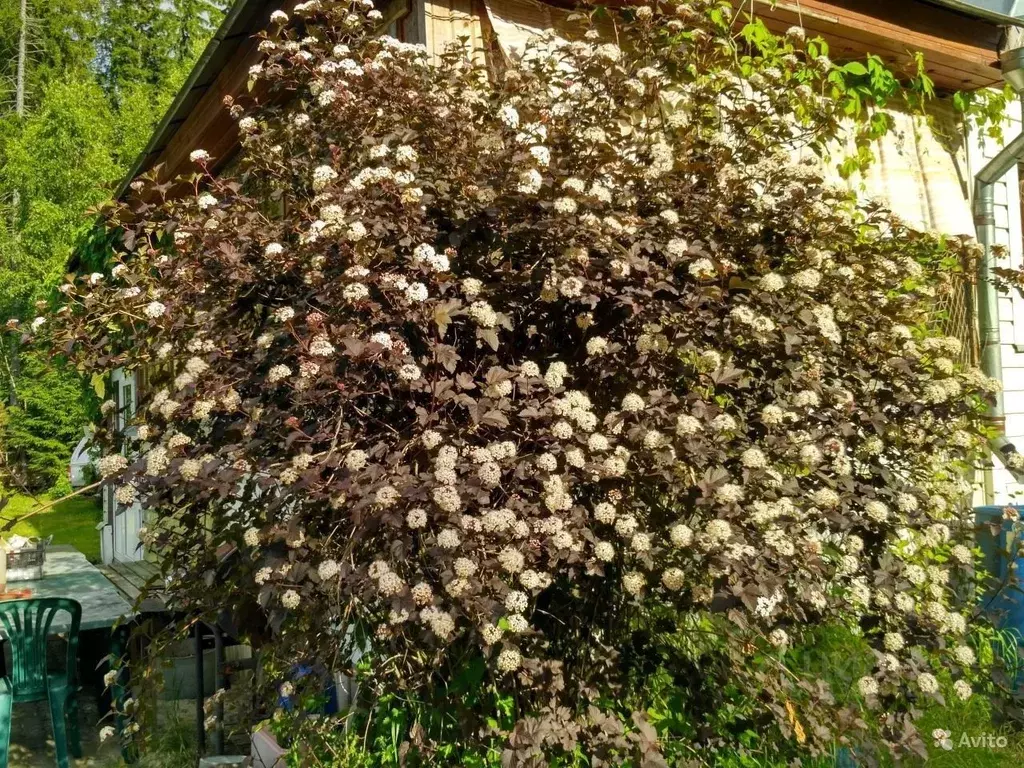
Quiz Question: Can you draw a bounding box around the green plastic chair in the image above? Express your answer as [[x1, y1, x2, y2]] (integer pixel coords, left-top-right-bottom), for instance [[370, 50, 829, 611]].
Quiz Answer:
[[0, 598, 82, 768]]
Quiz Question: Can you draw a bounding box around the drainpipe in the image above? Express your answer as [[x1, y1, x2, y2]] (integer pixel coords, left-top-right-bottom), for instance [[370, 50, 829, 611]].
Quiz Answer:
[[974, 48, 1024, 483]]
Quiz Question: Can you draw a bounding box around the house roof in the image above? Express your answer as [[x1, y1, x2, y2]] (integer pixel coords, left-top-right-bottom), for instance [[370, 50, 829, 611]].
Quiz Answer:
[[926, 0, 1024, 27], [113, 0, 275, 200], [114, 0, 1015, 202]]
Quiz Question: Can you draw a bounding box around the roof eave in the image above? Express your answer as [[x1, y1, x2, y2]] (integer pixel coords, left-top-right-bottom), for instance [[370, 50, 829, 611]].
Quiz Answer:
[[925, 0, 1024, 27], [113, 0, 264, 200]]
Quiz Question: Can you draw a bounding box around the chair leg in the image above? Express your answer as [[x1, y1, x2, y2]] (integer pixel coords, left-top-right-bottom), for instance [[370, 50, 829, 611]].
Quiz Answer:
[[47, 692, 70, 768], [66, 693, 82, 759], [0, 689, 12, 768]]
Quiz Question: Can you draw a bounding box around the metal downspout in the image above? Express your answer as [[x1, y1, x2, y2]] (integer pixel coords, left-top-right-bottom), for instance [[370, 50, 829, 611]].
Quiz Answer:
[[926, 0, 1024, 28], [974, 131, 1024, 480]]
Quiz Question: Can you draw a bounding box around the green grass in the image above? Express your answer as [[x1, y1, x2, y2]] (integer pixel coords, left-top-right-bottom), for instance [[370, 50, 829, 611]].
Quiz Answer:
[[786, 625, 1024, 767], [916, 692, 1024, 768], [1, 493, 103, 562]]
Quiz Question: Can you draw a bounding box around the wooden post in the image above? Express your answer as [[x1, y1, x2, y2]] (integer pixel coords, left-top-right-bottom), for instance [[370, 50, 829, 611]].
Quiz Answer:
[[213, 624, 225, 755], [195, 622, 206, 753]]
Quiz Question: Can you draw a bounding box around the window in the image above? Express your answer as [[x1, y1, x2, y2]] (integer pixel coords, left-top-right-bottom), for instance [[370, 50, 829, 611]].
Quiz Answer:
[[381, 0, 411, 40], [121, 382, 134, 430], [111, 385, 121, 431]]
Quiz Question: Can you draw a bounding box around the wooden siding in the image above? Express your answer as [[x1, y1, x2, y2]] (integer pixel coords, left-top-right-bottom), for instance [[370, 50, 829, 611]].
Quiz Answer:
[[149, 33, 263, 186], [424, 0, 486, 61]]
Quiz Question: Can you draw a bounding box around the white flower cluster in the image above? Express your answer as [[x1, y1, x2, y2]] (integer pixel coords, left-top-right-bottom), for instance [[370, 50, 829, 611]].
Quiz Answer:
[[99, 454, 128, 477]]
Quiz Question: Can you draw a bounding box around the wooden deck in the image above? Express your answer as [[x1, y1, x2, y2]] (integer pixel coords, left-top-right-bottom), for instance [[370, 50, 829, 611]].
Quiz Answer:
[[97, 560, 166, 613]]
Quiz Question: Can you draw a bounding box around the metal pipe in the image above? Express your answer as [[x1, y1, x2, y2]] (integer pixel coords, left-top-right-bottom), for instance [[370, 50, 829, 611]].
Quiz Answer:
[[974, 131, 1024, 480], [969, 35, 1024, 483], [976, 130, 1024, 186]]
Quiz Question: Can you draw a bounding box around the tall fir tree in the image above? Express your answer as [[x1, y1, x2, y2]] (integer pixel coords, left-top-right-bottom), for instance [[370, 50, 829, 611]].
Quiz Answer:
[[0, 0, 100, 110], [98, 0, 227, 100], [98, 0, 177, 97], [173, 0, 227, 62], [0, 0, 228, 492]]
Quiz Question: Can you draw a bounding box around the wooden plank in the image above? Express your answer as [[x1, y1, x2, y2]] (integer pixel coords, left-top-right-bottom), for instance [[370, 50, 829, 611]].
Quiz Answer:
[[119, 561, 161, 591], [99, 563, 167, 613], [120, 559, 158, 579], [137, 563, 160, 582], [738, 0, 1003, 90], [102, 563, 143, 591], [98, 565, 142, 603], [112, 564, 149, 592], [153, 36, 260, 184], [752, 16, 997, 89], [766, 0, 1000, 60], [770, 20, 1000, 89]]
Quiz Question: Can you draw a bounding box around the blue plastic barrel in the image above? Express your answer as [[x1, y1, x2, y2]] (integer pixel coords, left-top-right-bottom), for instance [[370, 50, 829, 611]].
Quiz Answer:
[[974, 506, 1024, 629], [974, 506, 1024, 692], [278, 663, 340, 714]]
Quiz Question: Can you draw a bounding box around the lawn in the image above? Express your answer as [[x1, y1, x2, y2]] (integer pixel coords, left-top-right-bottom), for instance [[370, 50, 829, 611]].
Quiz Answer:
[[1, 493, 103, 563]]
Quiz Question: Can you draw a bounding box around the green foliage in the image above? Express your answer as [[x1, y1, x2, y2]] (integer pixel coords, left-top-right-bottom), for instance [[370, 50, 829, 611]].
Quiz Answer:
[[914, 627, 1024, 768], [916, 693, 1024, 767], [96, 699, 199, 767], [736, 18, 935, 180], [284, 621, 1024, 768], [98, 0, 225, 101], [99, 0, 177, 94], [0, 73, 121, 310], [112, 75, 181, 168], [954, 84, 1016, 145], [171, 0, 228, 63], [0, 352, 95, 491], [0, 0, 227, 493], [0, 0, 101, 109], [0, 70, 120, 493]]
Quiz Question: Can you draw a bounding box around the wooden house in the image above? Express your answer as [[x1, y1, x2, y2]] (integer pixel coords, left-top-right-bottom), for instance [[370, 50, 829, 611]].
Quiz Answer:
[[96, 0, 1024, 562]]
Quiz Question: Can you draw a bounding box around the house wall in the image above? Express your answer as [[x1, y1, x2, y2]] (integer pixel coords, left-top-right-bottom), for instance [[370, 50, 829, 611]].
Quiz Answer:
[[99, 366, 146, 564], [967, 98, 1024, 505]]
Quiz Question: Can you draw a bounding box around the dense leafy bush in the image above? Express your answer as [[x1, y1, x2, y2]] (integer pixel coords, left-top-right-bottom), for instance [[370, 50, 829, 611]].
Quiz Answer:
[[25, 0, 1002, 763]]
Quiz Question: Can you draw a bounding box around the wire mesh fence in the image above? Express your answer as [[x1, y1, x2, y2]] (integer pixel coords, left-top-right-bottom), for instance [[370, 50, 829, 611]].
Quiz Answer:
[[931, 252, 979, 368]]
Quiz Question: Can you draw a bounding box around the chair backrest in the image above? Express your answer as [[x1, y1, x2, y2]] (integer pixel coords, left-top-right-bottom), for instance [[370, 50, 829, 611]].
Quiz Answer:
[[0, 598, 81, 700]]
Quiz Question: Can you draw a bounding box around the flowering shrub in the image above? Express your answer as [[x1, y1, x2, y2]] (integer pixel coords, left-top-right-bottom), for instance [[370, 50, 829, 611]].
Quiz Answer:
[[22, 0, 1001, 762]]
